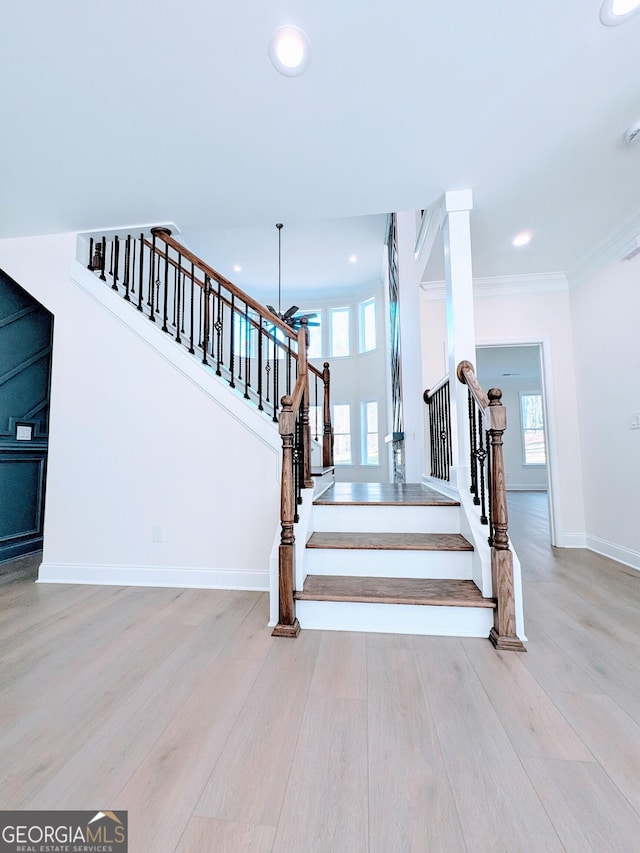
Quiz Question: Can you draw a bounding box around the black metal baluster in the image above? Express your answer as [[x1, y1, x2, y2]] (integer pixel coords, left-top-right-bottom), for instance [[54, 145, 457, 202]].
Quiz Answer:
[[137, 234, 144, 311], [112, 236, 120, 292], [445, 383, 452, 480], [286, 339, 292, 395], [244, 306, 250, 399], [109, 240, 114, 278], [272, 336, 279, 422], [469, 391, 478, 502], [229, 295, 237, 388], [215, 282, 223, 376], [189, 262, 195, 354], [180, 272, 186, 334], [87, 238, 94, 269], [123, 235, 131, 301], [148, 232, 156, 321], [161, 240, 169, 331], [477, 411, 488, 524], [100, 236, 106, 281], [174, 258, 182, 344], [131, 237, 136, 295], [258, 319, 264, 410], [314, 375, 319, 441], [201, 275, 210, 365]]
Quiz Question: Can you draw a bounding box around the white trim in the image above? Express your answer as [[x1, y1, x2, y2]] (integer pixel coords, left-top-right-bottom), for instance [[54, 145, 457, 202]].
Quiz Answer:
[[507, 484, 547, 491], [586, 536, 640, 572], [37, 563, 269, 590], [559, 533, 588, 548], [568, 202, 640, 285], [422, 271, 569, 302]]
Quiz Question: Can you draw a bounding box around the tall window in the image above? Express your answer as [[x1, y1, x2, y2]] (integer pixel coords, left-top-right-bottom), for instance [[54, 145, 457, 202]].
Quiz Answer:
[[520, 393, 546, 465], [359, 298, 376, 353], [332, 403, 351, 464], [233, 312, 256, 359], [330, 307, 350, 357], [305, 311, 322, 359], [362, 400, 379, 465]]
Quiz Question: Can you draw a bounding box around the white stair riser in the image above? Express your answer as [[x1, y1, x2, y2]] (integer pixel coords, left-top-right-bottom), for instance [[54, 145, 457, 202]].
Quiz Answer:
[[312, 473, 334, 498], [296, 600, 494, 637], [312, 505, 460, 533], [303, 548, 473, 579]]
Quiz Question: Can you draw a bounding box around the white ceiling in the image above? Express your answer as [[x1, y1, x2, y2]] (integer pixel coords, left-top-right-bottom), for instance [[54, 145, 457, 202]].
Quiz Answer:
[[2, 1, 640, 293]]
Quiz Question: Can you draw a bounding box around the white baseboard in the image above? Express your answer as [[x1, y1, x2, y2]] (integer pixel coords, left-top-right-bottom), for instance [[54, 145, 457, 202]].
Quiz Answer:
[[558, 533, 588, 548], [506, 484, 547, 491], [585, 536, 640, 573], [37, 562, 269, 591]]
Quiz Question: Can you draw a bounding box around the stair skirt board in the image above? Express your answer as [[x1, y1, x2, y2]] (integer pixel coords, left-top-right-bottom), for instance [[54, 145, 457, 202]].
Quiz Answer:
[[295, 599, 495, 637], [37, 562, 269, 591], [311, 505, 461, 534], [303, 549, 473, 579]]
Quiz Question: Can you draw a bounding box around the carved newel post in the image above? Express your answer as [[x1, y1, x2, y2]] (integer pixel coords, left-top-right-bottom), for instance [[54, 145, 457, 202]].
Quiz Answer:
[[487, 388, 526, 652], [322, 362, 334, 467], [272, 395, 301, 638]]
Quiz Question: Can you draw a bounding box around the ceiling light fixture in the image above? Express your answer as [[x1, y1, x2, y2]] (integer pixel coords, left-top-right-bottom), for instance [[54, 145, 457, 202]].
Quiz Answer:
[[269, 26, 311, 76], [233, 264, 242, 273], [600, 0, 640, 26], [348, 254, 357, 263], [511, 231, 532, 248]]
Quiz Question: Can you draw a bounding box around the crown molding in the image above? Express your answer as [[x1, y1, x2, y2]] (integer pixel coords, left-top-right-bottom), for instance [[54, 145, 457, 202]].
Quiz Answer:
[[421, 271, 569, 302], [568, 202, 640, 286]]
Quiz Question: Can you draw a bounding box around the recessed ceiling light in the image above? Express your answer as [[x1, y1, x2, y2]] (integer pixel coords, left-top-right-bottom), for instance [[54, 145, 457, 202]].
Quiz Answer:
[[233, 264, 242, 273], [511, 231, 532, 248], [600, 0, 640, 26], [348, 254, 357, 263], [269, 26, 311, 76]]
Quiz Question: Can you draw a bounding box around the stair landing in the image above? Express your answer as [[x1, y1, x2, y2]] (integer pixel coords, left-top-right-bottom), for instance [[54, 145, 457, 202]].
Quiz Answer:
[[314, 482, 459, 506]]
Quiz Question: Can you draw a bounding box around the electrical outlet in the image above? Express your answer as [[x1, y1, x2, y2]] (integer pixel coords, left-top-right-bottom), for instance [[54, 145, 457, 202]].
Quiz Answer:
[[152, 524, 164, 543], [630, 413, 640, 430]]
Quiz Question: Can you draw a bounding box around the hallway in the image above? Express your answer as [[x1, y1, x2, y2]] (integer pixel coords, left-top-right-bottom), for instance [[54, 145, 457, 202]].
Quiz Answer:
[[1, 492, 639, 851]]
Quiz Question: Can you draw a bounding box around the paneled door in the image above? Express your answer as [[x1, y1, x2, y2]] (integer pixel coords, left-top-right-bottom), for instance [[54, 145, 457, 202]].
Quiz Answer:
[[0, 269, 53, 564]]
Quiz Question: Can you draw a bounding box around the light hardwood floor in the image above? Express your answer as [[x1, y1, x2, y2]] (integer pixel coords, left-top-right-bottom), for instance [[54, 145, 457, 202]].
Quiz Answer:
[[2, 492, 640, 852]]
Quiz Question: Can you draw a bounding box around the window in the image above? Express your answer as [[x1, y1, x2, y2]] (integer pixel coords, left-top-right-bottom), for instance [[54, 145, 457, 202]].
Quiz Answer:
[[362, 400, 379, 465], [233, 311, 256, 359], [520, 393, 546, 465], [309, 405, 323, 441], [304, 310, 322, 359], [332, 403, 351, 464], [330, 307, 350, 357], [359, 298, 376, 353]]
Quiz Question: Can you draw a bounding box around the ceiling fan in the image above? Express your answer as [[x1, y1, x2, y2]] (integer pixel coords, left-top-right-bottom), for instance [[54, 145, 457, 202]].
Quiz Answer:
[[266, 224, 320, 332]]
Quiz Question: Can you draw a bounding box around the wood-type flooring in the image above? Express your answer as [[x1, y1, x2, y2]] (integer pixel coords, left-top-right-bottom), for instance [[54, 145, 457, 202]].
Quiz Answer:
[[2, 491, 640, 852]]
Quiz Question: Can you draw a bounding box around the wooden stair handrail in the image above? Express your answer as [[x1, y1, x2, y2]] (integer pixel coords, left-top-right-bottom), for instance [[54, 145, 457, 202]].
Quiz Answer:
[[152, 229, 298, 342], [457, 360, 526, 652], [145, 232, 324, 381]]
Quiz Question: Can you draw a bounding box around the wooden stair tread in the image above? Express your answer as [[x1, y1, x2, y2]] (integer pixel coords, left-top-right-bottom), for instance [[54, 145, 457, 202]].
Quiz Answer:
[[306, 532, 473, 551], [295, 576, 496, 608], [311, 466, 335, 477], [313, 482, 459, 507]]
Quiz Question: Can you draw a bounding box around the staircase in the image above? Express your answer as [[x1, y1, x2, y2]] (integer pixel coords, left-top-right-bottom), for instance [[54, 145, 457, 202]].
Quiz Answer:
[[294, 483, 495, 637], [78, 225, 524, 649]]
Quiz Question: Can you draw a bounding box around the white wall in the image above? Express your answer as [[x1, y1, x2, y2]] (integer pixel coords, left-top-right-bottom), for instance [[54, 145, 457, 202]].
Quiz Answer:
[[421, 286, 586, 547], [570, 256, 640, 568], [0, 234, 281, 588]]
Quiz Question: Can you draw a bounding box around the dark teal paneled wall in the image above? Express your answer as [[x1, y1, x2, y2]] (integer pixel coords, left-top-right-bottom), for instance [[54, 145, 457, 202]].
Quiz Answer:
[[0, 269, 53, 563]]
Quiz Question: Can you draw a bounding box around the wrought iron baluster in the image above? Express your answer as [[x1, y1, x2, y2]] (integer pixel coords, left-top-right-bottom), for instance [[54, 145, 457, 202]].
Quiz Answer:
[[258, 319, 264, 410], [131, 237, 136, 295], [112, 236, 119, 292], [286, 339, 292, 396], [201, 275, 210, 365], [123, 235, 131, 301], [109, 240, 114, 278], [272, 336, 279, 422], [189, 262, 195, 354], [229, 294, 236, 388], [175, 258, 182, 344], [137, 234, 144, 311], [100, 236, 107, 281], [244, 306, 250, 399], [148, 232, 156, 321], [215, 282, 223, 376], [180, 271, 186, 334], [87, 238, 94, 270], [469, 391, 479, 502], [477, 412, 488, 524]]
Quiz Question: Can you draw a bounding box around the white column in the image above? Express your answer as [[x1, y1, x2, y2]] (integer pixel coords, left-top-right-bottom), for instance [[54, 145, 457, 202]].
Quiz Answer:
[[395, 211, 426, 482], [443, 189, 476, 488]]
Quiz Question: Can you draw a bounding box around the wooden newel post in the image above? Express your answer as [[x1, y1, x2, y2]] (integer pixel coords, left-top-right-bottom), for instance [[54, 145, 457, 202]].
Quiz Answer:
[[299, 323, 314, 489], [487, 388, 526, 652], [322, 361, 334, 467], [272, 395, 301, 638]]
